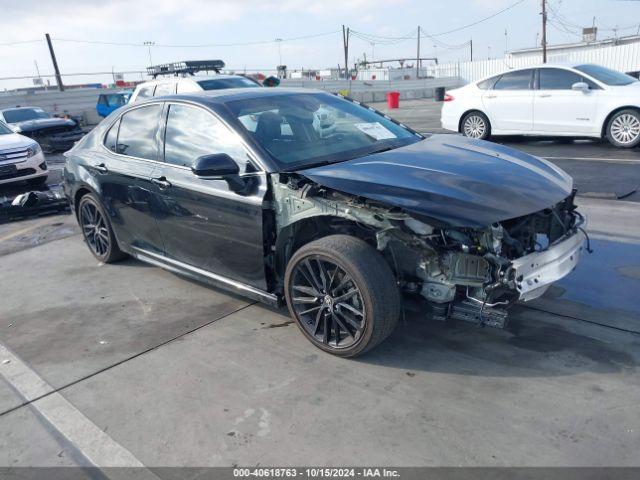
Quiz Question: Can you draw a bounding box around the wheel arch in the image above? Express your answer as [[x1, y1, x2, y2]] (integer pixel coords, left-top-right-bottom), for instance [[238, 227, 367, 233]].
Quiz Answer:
[[601, 105, 640, 138], [73, 184, 99, 218], [271, 215, 379, 294]]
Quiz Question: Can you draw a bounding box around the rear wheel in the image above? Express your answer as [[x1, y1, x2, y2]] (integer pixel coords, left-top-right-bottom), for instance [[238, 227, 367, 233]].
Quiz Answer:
[[77, 194, 126, 263], [606, 109, 640, 148], [461, 111, 491, 140], [284, 235, 400, 358]]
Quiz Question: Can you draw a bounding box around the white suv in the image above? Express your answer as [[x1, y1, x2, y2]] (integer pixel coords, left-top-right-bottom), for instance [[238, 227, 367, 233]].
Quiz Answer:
[[0, 120, 47, 186], [129, 75, 261, 103], [441, 63, 640, 148]]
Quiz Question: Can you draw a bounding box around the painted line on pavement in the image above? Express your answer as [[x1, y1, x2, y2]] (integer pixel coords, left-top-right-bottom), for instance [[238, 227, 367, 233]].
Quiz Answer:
[[0, 342, 158, 475]]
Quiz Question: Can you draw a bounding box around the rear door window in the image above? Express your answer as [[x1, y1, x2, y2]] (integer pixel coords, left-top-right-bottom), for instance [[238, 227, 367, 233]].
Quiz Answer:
[[477, 75, 500, 90], [493, 70, 534, 90], [104, 119, 120, 152], [116, 104, 162, 160]]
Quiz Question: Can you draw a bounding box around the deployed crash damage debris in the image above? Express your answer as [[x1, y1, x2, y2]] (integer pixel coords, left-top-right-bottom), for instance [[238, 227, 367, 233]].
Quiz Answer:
[[271, 174, 587, 329], [1, 187, 69, 223]]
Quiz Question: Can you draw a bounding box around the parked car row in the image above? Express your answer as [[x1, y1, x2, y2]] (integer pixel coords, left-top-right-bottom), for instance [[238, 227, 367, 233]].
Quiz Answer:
[[441, 63, 640, 148]]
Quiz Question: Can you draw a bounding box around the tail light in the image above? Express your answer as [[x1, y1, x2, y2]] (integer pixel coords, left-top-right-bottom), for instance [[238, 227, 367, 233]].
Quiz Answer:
[[444, 94, 455, 102]]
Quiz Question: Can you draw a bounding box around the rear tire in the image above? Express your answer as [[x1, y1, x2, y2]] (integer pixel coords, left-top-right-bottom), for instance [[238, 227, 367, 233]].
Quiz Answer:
[[77, 193, 126, 263], [461, 111, 491, 140], [606, 109, 640, 148], [284, 235, 401, 358]]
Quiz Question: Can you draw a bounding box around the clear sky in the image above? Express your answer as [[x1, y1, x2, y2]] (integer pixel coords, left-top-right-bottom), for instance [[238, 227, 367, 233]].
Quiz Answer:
[[1, 0, 639, 89]]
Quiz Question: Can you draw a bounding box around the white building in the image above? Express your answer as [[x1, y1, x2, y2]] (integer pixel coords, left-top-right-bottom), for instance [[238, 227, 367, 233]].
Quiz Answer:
[[429, 35, 640, 83]]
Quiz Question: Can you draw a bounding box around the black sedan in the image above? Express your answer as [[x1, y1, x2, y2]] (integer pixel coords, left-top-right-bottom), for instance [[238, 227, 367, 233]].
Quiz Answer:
[[63, 88, 586, 357]]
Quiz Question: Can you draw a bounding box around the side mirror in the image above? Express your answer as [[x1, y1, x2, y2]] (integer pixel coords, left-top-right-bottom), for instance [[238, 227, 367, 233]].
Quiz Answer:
[[571, 81, 589, 92], [192, 153, 239, 177]]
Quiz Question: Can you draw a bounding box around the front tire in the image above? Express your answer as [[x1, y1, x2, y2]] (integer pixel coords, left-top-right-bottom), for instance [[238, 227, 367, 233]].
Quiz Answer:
[[77, 194, 126, 263], [606, 109, 640, 148], [461, 111, 491, 140], [284, 235, 401, 358]]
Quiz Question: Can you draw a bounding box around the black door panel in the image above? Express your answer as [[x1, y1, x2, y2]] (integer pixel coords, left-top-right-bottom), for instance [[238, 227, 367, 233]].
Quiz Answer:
[[89, 151, 164, 253], [87, 104, 165, 253], [150, 165, 268, 289]]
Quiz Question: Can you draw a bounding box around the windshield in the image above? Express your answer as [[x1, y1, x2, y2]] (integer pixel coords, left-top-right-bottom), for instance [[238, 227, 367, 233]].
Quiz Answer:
[[0, 121, 13, 135], [226, 92, 420, 170], [574, 64, 637, 86], [3, 108, 50, 123], [197, 77, 260, 90]]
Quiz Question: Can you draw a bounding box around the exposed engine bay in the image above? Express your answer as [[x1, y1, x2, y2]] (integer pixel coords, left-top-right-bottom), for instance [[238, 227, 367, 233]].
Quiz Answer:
[[271, 173, 586, 329]]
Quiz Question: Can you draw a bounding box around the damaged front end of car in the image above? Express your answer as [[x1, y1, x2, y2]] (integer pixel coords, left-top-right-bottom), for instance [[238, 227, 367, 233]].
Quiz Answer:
[[270, 173, 586, 329]]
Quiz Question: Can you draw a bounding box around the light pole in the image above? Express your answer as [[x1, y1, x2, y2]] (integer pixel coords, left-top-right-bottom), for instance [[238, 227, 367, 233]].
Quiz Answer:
[[143, 41, 155, 67], [275, 38, 283, 67]]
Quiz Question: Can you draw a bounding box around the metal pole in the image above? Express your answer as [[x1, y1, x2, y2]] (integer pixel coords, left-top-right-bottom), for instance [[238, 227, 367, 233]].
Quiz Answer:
[[470, 39, 473, 62], [144, 41, 154, 67], [342, 25, 350, 80], [45, 33, 64, 91], [416, 26, 421, 79], [542, 2, 548, 61]]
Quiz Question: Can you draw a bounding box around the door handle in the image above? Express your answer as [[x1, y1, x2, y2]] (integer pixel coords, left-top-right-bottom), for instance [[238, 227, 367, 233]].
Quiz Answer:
[[539, 93, 552, 98], [485, 95, 497, 99], [151, 176, 172, 189], [93, 163, 108, 174]]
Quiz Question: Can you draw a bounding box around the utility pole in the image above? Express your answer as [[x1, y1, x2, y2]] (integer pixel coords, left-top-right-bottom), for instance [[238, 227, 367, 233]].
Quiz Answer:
[[541, 0, 547, 63], [143, 41, 155, 67], [470, 39, 473, 61], [416, 26, 421, 78], [45, 33, 64, 92], [275, 38, 283, 67], [342, 25, 350, 80]]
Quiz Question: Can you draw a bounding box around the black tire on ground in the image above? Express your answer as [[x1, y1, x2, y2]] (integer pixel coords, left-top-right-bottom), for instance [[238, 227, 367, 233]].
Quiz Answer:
[[27, 176, 48, 186], [77, 193, 127, 263], [460, 111, 491, 140], [284, 234, 401, 358], [605, 109, 640, 148]]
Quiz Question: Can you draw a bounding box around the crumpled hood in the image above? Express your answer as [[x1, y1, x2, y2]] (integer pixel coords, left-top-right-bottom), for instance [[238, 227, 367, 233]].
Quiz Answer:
[[297, 134, 573, 228], [13, 117, 77, 133]]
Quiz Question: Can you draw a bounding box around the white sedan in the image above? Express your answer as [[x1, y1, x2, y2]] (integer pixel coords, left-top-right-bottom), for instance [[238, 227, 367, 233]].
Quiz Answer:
[[441, 63, 640, 148], [0, 120, 47, 186]]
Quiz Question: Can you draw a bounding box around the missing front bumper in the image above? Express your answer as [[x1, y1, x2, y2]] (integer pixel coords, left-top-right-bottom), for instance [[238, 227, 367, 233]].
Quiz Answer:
[[509, 229, 586, 301]]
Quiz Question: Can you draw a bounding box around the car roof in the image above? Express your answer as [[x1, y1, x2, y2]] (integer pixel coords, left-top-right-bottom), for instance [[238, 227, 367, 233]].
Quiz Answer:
[[0, 106, 45, 112], [138, 74, 254, 85], [143, 87, 328, 105], [474, 63, 590, 84]]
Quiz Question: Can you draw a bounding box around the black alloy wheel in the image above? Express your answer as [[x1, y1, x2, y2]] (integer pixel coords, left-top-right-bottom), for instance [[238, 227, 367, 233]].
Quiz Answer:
[[289, 255, 366, 349], [78, 194, 125, 263], [285, 235, 401, 357]]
